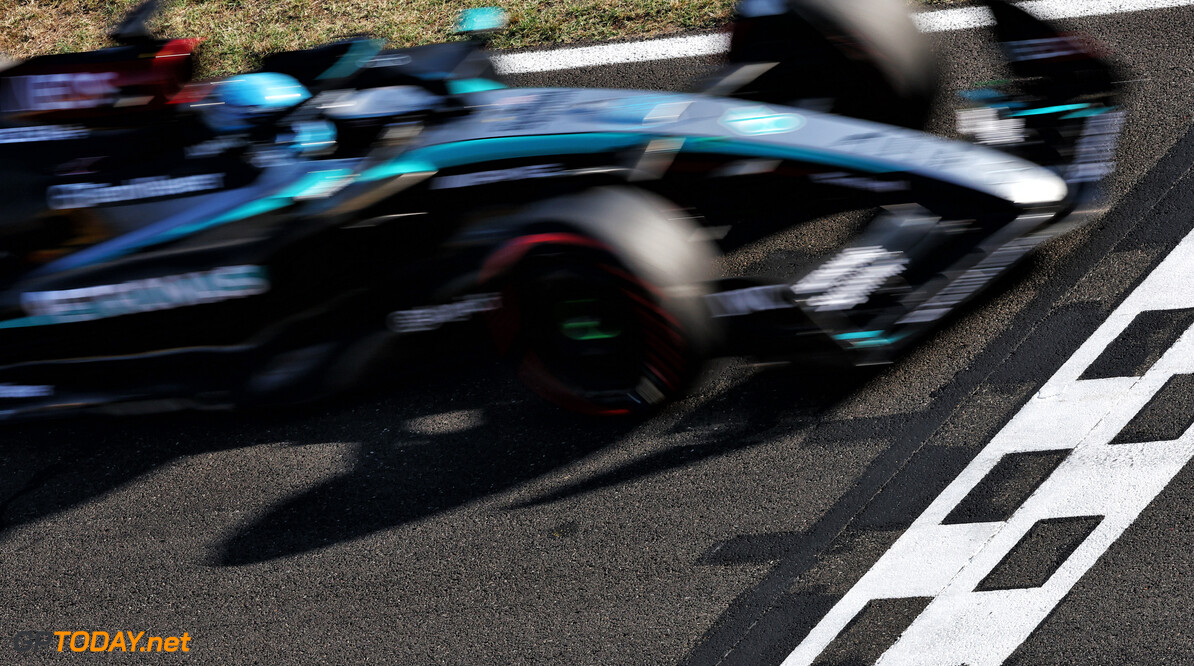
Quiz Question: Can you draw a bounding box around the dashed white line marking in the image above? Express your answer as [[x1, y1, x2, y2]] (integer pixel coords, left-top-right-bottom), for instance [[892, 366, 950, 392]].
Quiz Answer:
[[781, 219, 1194, 665], [492, 0, 1194, 75]]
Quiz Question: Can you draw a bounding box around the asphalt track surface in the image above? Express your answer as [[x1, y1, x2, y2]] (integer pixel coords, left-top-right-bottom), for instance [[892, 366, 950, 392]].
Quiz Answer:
[[3, 6, 1194, 665]]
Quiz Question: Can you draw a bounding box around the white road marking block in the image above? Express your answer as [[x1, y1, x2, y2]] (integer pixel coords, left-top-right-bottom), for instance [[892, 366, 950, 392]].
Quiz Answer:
[[915, 0, 1194, 32], [493, 33, 730, 75], [781, 224, 1194, 666], [492, 0, 1194, 74]]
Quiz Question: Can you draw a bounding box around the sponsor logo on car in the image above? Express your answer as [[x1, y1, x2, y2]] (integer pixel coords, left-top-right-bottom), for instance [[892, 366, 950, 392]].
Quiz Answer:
[[897, 234, 1045, 324], [432, 164, 565, 189], [2, 72, 119, 112], [0, 383, 53, 399], [720, 105, 805, 135], [956, 107, 1026, 146], [1003, 36, 1084, 62], [0, 124, 88, 144], [387, 294, 501, 333], [20, 265, 269, 324], [184, 136, 247, 158], [47, 174, 225, 209], [792, 246, 908, 312]]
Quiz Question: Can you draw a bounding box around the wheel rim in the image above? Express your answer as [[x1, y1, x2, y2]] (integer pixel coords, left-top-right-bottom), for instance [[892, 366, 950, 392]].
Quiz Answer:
[[496, 241, 690, 415]]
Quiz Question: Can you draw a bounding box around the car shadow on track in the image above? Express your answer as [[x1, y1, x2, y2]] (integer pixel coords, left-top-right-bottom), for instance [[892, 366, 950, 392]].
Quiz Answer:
[[507, 360, 872, 510], [212, 371, 641, 566], [0, 355, 876, 567], [207, 359, 874, 566], [0, 361, 621, 558]]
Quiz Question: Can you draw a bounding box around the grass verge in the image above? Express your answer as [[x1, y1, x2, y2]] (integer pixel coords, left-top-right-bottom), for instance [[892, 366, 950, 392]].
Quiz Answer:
[[0, 0, 961, 76]]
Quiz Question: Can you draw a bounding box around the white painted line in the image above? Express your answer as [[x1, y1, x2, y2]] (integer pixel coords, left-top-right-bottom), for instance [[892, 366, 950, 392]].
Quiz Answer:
[[781, 216, 1194, 664], [493, 33, 730, 75], [492, 0, 1194, 75], [916, 0, 1194, 31]]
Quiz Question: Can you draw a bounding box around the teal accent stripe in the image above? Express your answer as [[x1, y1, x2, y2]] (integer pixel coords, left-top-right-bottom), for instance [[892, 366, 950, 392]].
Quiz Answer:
[[832, 330, 907, 348], [317, 40, 384, 80], [833, 330, 885, 341], [1008, 103, 1091, 118], [0, 314, 62, 330], [447, 78, 507, 94]]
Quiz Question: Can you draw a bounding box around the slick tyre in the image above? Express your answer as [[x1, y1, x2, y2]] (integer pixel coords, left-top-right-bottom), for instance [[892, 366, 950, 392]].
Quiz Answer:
[[480, 187, 719, 416]]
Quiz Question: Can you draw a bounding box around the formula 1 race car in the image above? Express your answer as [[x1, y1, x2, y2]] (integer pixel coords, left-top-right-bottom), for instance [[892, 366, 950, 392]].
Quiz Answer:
[[0, 0, 1122, 419]]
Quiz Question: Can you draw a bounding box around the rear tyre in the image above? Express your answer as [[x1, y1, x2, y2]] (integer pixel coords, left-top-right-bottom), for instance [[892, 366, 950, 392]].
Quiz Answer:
[[480, 188, 719, 416]]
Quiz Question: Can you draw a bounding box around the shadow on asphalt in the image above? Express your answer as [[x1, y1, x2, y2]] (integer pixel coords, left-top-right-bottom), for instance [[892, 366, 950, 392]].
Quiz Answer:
[[0, 353, 874, 567], [508, 360, 870, 510]]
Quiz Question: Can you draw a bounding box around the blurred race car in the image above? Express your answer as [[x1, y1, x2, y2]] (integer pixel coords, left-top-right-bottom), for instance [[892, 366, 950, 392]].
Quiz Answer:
[[0, 0, 1122, 419]]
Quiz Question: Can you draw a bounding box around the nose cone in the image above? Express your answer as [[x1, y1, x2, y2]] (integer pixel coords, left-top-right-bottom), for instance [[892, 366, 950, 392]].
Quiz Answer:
[[935, 145, 1069, 206], [985, 167, 1070, 206]]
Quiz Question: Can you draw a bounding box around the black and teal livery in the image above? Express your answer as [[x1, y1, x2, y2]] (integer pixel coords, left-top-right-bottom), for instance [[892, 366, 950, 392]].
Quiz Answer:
[[0, 0, 1123, 418]]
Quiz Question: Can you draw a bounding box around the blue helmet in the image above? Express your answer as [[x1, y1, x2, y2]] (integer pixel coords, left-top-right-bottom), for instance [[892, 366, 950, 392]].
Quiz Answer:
[[204, 72, 311, 132]]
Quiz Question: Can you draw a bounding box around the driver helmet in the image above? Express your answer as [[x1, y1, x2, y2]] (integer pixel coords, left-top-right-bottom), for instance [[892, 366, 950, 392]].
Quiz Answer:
[[202, 72, 311, 133]]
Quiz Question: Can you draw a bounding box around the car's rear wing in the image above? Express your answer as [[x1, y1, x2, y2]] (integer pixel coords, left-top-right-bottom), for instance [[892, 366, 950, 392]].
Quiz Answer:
[[0, 0, 199, 125]]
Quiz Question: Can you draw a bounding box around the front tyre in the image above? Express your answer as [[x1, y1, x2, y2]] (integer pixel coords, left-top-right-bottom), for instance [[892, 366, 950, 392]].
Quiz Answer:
[[481, 188, 719, 416]]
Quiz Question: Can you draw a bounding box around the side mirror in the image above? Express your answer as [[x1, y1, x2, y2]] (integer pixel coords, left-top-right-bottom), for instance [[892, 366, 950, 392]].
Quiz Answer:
[[455, 7, 509, 38]]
